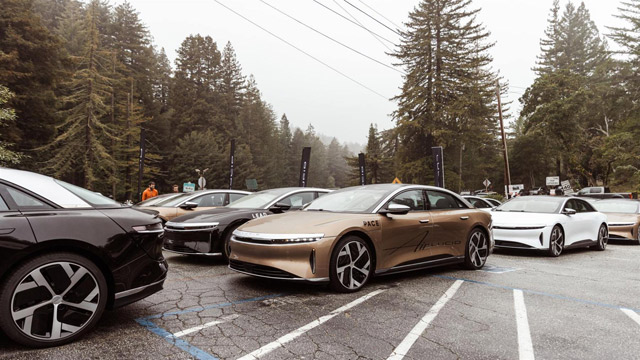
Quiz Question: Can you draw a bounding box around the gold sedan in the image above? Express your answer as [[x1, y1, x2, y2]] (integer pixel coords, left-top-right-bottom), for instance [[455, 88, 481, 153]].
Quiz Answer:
[[592, 198, 640, 244], [137, 190, 250, 222], [229, 184, 493, 292]]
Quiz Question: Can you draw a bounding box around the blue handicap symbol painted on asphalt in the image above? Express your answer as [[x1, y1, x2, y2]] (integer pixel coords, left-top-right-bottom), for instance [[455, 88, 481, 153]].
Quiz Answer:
[[479, 265, 519, 274]]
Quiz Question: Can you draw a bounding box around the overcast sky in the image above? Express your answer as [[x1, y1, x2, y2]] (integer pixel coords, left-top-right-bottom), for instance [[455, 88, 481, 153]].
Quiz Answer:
[[116, 0, 622, 145]]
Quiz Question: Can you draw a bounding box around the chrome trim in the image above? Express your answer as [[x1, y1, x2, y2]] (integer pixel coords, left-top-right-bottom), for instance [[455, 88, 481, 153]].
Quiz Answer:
[[383, 256, 465, 272], [233, 230, 324, 240], [165, 221, 219, 229], [608, 222, 635, 227], [163, 248, 222, 256], [493, 225, 546, 230], [228, 266, 329, 282], [114, 278, 165, 300], [371, 185, 470, 213], [135, 229, 164, 234]]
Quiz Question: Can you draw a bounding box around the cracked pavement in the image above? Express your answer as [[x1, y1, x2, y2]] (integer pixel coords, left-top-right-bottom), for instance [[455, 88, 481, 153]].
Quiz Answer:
[[1, 242, 640, 359]]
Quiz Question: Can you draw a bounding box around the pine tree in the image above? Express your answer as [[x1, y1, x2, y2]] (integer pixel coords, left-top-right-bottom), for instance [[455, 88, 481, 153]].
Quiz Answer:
[[0, 86, 23, 165], [220, 42, 246, 136]]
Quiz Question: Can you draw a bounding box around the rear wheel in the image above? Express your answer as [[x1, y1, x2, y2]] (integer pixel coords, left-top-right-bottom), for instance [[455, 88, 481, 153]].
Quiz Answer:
[[594, 224, 608, 251], [547, 226, 564, 257], [0, 252, 107, 348], [462, 228, 489, 270], [329, 236, 372, 293]]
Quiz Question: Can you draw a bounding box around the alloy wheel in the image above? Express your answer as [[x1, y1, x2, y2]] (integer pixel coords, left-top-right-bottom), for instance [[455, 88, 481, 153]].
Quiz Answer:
[[335, 241, 371, 290], [550, 227, 563, 256], [597, 225, 608, 250], [10, 262, 100, 341], [468, 231, 488, 267]]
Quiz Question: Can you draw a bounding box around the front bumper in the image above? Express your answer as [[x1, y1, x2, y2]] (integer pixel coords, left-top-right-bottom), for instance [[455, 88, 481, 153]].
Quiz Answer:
[[112, 258, 168, 308], [229, 231, 336, 281], [607, 224, 638, 242], [492, 226, 551, 250], [163, 225, 222, 255]]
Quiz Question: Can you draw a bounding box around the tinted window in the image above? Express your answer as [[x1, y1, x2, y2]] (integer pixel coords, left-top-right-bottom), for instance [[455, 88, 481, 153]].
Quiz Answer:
[[467, 197, 491, 208], [389, 190, 425, 211], [55, 180, 119, 208], [229, 193, 246, 203], [5, 187, 53, 210], [279, 192, 316, 210], [0, 194, 8, 211], [428, 191, 462, 210], [191, 193, 226, 207]]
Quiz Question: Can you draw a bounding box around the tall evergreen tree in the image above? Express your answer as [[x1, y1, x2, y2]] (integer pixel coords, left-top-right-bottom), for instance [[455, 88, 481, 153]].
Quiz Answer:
[[0, 86, 23, 165]]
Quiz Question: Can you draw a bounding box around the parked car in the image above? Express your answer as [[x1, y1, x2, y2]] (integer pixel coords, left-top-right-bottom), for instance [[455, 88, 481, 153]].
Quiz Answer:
[[136, 189, 251, 223], [491, 196, 608, 256], [134, 192, 183, 207], [483, 197, 502, 207], [530, 187, 547, 195], [163, 187, 330, 258], [463, 195, 496, 212], [229, 184, 493, 292], [0, 168, 167, 347], [591, 198, 640, 245], [576, 187, 631, 199]]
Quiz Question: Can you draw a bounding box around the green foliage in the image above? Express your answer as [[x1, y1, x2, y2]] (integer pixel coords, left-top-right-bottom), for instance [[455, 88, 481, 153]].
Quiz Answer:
[[0, 85, 23, 165]]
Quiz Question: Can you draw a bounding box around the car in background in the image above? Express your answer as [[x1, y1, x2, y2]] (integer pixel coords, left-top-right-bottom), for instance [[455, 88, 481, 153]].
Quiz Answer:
[[463, 195, 496, 212], [0, 168, 167, 347], [163, 187, 330, 259], [136, 189, 251, 223], [491, 196, 608, 256], [229, 184, 493, 292], [483, 197, 502, 207], [530, 187, 547, 195], [135, 192, 183, 207], [591, 198, 640, 244], [576, 187, 631, 199]]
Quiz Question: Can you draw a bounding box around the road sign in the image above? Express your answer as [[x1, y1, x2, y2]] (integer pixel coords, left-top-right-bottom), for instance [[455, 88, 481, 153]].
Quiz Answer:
[[561, 180, 573, 193], [198, 177, 206, 190], [483, 179, 491, 188], [392, 177, 402, 184], [183, 182, 195, 192], [246, 178, 258, 190], [546, 176, 560, 186]]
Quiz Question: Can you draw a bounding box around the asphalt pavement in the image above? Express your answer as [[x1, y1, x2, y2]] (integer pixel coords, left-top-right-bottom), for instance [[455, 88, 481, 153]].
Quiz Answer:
[[1, 241, 639, 359]]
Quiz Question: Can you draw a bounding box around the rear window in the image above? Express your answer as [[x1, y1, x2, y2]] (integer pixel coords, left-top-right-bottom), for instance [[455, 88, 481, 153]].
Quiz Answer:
[[55, 180, 120, 208]]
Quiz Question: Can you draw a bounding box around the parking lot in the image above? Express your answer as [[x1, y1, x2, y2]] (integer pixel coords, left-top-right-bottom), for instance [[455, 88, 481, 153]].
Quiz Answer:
[[2, 242, 639, 360]]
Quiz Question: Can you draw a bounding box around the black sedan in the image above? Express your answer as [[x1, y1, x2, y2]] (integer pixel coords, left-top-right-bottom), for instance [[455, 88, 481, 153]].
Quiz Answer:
[[164, 187, 329, 258], [0, 168, 167, 347]]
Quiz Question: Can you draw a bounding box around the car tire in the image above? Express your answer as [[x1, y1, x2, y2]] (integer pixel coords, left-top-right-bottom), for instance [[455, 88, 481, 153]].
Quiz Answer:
[[594, 224, 608, 251], [462, 228, 489, 270], [329, 236, 373, 293], [547, 226, 564, 257], [0, 252, 108, 348], [222, 223, 244, 261]]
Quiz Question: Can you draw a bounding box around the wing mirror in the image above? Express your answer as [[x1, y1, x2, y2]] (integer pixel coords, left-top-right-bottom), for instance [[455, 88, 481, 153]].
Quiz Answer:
[[379, 203, 411, 216], [562, 208, 577, 215], [269, 202, 292, 213], [179, 201, 198, 210]]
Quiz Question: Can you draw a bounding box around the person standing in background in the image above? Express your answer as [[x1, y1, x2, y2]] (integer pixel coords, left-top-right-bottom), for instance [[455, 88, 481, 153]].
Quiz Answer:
[[172, 184, 179, 193], [142, 181, 159, 200]]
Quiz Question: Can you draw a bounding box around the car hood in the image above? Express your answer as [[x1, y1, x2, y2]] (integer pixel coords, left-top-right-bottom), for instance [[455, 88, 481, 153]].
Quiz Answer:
[[603, 213, 639, 225], [491, 211, 559, 227], [169, 207, 266, 224], [237, 211, 375, 237]]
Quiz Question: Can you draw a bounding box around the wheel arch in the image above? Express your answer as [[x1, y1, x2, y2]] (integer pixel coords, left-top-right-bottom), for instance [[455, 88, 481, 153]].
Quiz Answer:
[[334, 230, 377, 273], [215, 218, 250, 252]]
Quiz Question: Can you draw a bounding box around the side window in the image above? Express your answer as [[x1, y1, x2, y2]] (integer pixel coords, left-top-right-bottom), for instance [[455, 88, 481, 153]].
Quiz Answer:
[[564, 200, 576, 211], [229, 193, 246, 203], [0, 193, 9, 211], [388, 190, 425, 211], [189, 193, 225, 207], [279, 192, 316, 210], [5, 187, 53, 210], [427, 191, 462, 210], [468, 198, 490, 208], [576, 200, 593, 213]]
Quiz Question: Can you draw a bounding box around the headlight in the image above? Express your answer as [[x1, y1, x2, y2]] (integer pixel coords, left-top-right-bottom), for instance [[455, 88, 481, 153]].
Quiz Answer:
[[232, 230, 324, 245], [132, 223, 164, 233], [269, 236, 323, 244], [164, 222, 219, 232]]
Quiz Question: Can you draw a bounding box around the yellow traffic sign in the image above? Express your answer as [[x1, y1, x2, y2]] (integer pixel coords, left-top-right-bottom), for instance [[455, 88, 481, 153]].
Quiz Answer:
[[392, 177, 402, 184]]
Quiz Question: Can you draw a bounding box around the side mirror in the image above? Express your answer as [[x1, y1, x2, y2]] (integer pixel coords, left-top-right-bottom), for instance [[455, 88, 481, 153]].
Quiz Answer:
[[269, 202, 292, 213], [562, 208, 577, 215], [179, 201, 198, 210], [379, 203, 411, 216]]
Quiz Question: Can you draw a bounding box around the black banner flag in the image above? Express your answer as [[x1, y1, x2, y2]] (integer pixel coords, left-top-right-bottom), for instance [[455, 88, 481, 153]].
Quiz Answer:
[[137, 129, 146, 201], [229, 139, 235, 189], [299, 147, 311, 187], [358, 153, 366, 185], [431, 146, 444, 188]]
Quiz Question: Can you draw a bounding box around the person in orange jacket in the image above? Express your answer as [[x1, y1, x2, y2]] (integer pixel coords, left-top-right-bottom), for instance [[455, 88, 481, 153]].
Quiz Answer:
[[142, 181, 159, 201]]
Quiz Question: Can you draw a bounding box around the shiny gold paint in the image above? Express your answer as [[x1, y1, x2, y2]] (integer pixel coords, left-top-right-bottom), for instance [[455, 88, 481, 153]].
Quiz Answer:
[[145, 205, 221, 222], [605, 213, 640, 241]]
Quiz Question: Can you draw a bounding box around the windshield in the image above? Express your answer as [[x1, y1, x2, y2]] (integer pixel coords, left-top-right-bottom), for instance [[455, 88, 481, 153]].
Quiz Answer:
[[136, 193, 182, 206], [305, 187, 389, 213], [593, 200, 639, 214], [152, 192, 199, 207], [55, 180, 121, 208], [228, 188, 294, 209], [496, 197, 564, 213]]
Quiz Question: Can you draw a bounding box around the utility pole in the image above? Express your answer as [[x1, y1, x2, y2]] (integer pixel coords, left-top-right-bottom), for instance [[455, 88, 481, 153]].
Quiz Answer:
[[496, 79, 511, 198]]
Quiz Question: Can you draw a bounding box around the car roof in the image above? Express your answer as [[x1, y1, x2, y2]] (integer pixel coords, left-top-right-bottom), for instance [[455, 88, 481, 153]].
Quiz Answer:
[[0, 167, 90, 208]]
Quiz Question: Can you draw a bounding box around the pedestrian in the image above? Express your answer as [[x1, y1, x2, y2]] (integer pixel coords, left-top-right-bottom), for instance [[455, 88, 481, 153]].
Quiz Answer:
[[555, 186, 564, 196], [172, 184, 179, 193], [142, 181, 159, 201]]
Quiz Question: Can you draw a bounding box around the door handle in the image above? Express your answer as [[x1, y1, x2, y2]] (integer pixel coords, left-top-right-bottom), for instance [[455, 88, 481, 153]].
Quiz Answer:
[[419, 219, 430, 224], [460, 216, 469, 220], [0, 228, 15, 235]]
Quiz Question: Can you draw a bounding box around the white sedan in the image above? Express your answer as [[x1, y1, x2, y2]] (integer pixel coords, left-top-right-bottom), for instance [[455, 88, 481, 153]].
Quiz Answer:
[[491, 196, 608, 256]]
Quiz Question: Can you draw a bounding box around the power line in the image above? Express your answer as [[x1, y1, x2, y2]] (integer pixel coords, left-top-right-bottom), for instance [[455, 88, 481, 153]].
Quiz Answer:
[[357, 0, 402, 30], [343, 0, 401, 36], [310, 0, 396, 47], [212, 0, 389, 99], [330, 0, 393, 52], [260, 0, 402, 74]]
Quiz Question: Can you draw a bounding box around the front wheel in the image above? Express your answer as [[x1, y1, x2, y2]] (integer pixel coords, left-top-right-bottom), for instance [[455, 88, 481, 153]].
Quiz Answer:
[[329, 236, 373, 293], [222, 223, 244, 261], [547, 226, 564, 257], [462, 228, 489, 270], [0, 252, 108, 348], [594, 224, 608, 251]]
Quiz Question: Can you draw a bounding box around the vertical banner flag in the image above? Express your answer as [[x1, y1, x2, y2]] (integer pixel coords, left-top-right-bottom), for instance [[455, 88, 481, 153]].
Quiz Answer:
[[299, 147, 311, 187], [229, 139, 235, 189], [137, 128, 146, 201], [358, 153, 366, 185], [431, 146, 444, 188]]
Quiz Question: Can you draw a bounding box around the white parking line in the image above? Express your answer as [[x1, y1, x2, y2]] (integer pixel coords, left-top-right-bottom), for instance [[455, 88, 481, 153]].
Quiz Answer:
[[237, 288, 387, 360], [386, 280, 463, 360], [170, 314, 239, 338], [514, 289, 535, 360], [621, 308, 640, 327]]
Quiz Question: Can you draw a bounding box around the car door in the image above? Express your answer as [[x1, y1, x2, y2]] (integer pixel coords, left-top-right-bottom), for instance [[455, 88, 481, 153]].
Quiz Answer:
[[426, 190, 475, 258], [561, 200, 582, 245], [0, 184, 38, 274], [575, 199, 600, 241], [379, 189, 432, 269]]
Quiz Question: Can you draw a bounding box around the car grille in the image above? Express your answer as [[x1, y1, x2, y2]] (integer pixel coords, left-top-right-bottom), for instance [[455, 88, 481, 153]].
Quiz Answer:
[[229, 260, 298, 279], [163, 242, 200, 254], [495, 240, 535, 249]]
